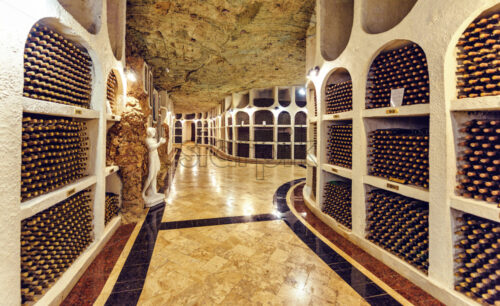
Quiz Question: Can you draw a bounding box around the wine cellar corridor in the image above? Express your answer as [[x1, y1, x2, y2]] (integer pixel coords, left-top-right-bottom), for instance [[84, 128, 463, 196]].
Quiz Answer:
[[0, 0, 499, 305]]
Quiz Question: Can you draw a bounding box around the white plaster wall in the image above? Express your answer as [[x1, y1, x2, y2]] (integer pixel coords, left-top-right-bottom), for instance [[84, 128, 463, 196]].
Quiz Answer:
[[305, 0, 500, 305]]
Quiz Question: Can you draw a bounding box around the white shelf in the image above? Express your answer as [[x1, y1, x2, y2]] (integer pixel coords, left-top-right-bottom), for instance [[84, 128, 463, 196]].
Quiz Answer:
[[322, 164, 352, 179], [20, 176, 97, 220], [323, 111, 353, 121], [450, 195, 500, 223], [35, 216, 121, 305], [363, 104, 430, 118], [363, 175, 430, 202], [105, 165, 119, 177], [450, 96, 500, 111], [22, 97, 99, 119], [106, 114, 121, 122]]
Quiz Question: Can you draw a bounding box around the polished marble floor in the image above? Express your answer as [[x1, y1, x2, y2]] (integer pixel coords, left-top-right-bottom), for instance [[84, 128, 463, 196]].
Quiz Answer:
[[66, 144, 442, 305]]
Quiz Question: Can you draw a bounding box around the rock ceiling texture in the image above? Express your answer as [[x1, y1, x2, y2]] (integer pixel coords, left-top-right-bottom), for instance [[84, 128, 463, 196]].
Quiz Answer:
[[126, 0, 315, 113]]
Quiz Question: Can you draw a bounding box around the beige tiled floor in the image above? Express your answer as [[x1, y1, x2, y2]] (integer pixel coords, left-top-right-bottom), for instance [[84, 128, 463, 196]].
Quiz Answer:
[[138, 221, 367, 305], [162, 145, 306, 222], [136, 145, 367, 305]]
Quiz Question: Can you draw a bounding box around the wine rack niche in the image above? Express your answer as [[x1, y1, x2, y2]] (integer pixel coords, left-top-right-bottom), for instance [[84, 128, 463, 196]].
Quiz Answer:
[[366, 189, 429, 273], [105, 193, 120, 225], [23, 24, 92, 108], [456, 116, 499, 205], [368, 128, 429, 188], [456, 13, 500, 99], [366, 43, 429, 109], [21, 114, 89, 202], [322, 180, 352, 229], [326, 122, 352, 168], [106, 70, 118, 112], [325, 80, 353, 114], [21, 189, 94, 304], [454, 214, 499, 305]]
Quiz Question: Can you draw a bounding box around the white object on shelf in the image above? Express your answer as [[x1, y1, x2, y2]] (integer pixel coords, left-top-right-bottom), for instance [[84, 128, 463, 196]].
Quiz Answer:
[[22, 97, 99, 119], [322, 164, 352, 179], [450, 195, 500, 223], [363, 175, 429, 202], [20, 176, 97, 220]]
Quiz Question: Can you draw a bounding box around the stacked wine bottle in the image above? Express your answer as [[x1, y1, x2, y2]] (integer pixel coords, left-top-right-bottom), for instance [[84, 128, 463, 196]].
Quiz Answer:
[[312, 166, 317, 199], [313, 123, 317, 156], [457, 13, 500, 99], [454, 214, 499, 305], [326, 123, 352, 168], [366, 43, 430, 109], [456, 118, 499, 205], [106, 70, 118, 109], [105, 193, 120, 225], [366, 189, 429, 272], [21, 114, 89, 202], [23, 24, 92, 108], [368, 128, 429, 188], [21, 190, 93, 304], [322, 181, 352, 229], [325, 80, 353, 114]]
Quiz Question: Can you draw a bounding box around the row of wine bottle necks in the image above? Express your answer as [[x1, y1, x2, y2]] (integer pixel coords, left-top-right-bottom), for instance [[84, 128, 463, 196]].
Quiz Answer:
[[366, 189, 429, 272], [23, 24, 92, 109], [454, 213, 499, 305], [456, 119, 499, 205], [322, 181, 352, 229], [21, 190, 93, 304], [456, 12, 499, 99]]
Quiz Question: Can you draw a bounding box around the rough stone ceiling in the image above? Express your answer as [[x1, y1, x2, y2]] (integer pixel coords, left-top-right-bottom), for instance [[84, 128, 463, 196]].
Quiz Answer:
[[126, 0, 315, 113]]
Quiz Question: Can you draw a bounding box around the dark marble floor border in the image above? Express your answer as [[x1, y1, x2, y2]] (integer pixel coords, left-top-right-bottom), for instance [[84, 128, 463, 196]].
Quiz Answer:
[[273, 179, 401, 305]]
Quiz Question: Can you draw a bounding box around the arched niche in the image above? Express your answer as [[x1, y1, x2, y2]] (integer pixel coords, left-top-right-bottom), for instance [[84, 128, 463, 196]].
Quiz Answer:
[[227, 115, 233, 126], [295, 111, 307, 125], [106, 0, 125, 60], [278, 111, 291, 125], [203, 121, 208, 128], [362, 0, 417, 34], [236, 93, 250, 108], [58, 0, 102, 34], [254, 110, 274, 125], [295, 87, 307, 108], [196, 121, 202, 128], [175, 121, 182, 128], [185, 113, 195, 120], [320, 0, 353, 61], [278, 88, 291, 107], [236, 112, 250, 125], [23, 20, 93, 109], [175, 114, 182, 120], [253, 88, 274, 107], [324, 68, 353, 114], [455, 5, 500, 99], [366, 40, 430, 109]]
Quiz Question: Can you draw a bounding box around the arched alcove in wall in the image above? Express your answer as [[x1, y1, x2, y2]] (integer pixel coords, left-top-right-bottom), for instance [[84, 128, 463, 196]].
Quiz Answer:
[[366, 40, 430, 109], [278, 111, 291, 125], [362, 0, 417, 34], [106, 0, 125, 60], [253, 88, 274, 107], [236, 93, 250, 108], [175, 114, 182, 120], [236, 112, 250, 125], [58, 0, 102, 34], [320, 0, 353, 61], [23, 20, 93, 109], [175, 121, 182, 128], [196, 121, 202, 128], [278, 88, 291, 107], [295, 87, 307, 108], [294, 111, 307, 125], [324, 68, 352, 114], [254, 110, 274, 125]]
